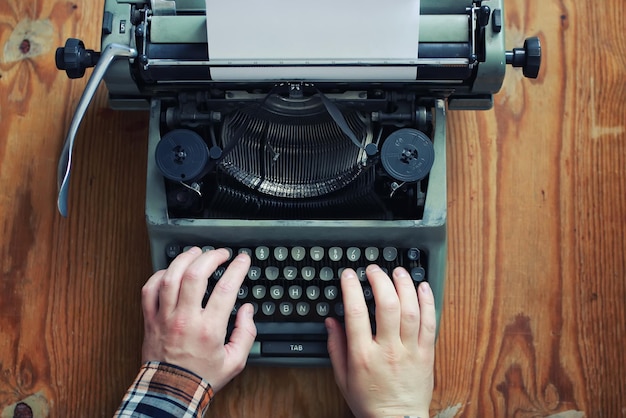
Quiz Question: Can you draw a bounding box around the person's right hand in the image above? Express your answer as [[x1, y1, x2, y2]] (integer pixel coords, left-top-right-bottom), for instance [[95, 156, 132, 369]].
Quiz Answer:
[[325, 265, 436, 418]]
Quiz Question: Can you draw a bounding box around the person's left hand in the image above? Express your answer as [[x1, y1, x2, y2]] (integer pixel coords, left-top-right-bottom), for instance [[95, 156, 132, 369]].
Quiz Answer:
[[140, 247, 257, 392]]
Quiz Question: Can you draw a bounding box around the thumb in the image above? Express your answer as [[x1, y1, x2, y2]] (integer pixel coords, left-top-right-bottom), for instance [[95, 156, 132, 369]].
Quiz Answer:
[[224, 304, 257, 371], [325, 317, 348, 390]]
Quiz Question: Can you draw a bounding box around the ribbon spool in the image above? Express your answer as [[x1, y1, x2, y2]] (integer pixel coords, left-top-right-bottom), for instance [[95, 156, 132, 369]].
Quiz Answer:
[[155, 129, 210, 182], [380, 128, 435, 182]]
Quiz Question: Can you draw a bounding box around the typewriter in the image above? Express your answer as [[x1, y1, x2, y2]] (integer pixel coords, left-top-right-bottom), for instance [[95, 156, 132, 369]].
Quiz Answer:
[[56, 0, 540, 365]]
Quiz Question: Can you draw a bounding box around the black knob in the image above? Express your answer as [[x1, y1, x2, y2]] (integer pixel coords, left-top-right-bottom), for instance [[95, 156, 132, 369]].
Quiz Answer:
[[55, 38, 100, 79], [505, 37, 542, 79], [478, 5, 491, 27]]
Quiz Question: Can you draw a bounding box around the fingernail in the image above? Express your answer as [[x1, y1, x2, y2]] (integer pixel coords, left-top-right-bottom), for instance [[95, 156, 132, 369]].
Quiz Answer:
[[188, 246, 201, 255], [395, 267, 409, 278], [246, 304, 254, 317], [342, 269, 357, 280], [419, 282, 432, 294], [367, 264, 381, 273], [235, 253, 249, 263]]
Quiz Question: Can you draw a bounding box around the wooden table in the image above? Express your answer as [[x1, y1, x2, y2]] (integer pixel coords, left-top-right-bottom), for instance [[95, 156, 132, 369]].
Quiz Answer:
[[1, 1, 624, 416]]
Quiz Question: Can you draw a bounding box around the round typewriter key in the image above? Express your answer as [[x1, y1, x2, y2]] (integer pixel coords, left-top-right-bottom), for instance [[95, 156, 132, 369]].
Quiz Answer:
[[346, 247, 361, 262], [324, 286, 338, 301], [279, 302, 293, 316], [248, 266, 261, 280], [270, 285, 284, 299], [165, 243, 181, 259], [365, 247, 379, 261], [319, 267, 334, 281], [283, 266, 297, 280], [410, 267, 426, 282], [380, 128, 434, 182], [252, 285, 266, 299], [310, 246, 324, 261], [316, 302, 330, 317], [288, 285, 303, 299], [155, 129, 210, 182], [261, 302, 276, 316], [302, 267, 316, 281], [306, 286, 320, 300], [383, 247, 398, 262], [255, 246, 269, 261], [407, 247, 421, 261], [329, 247, 343, 261], [265, 266, 279, 281], [296, 302, 310, 316], [291, 246, 306, 261], [274, 246, 288, 261]]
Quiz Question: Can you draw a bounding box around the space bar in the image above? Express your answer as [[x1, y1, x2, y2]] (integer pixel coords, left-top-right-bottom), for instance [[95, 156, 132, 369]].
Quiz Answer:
[[262, 341, 328, 357], [255, 322, 328, 337]]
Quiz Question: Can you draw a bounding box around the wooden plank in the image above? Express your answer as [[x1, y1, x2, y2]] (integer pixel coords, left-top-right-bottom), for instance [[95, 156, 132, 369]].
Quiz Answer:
[[1, 0, 624, 417], [435, 0, 626, 416]]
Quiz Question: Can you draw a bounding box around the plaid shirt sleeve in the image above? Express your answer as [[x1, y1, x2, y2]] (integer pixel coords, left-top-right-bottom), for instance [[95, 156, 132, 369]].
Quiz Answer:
[[114, 361, 214, 418]]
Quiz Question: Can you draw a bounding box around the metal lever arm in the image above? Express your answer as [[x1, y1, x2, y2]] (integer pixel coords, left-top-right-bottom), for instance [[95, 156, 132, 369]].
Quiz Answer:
[[57, 43, 137, 217]]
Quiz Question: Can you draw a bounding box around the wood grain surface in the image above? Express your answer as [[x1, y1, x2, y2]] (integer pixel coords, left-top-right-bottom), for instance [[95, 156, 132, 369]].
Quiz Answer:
[[0, 1, 624, 417]]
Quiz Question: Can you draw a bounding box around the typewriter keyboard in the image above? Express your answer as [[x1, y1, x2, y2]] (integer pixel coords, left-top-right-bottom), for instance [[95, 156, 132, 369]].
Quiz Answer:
[[165, 244, 428, 357]]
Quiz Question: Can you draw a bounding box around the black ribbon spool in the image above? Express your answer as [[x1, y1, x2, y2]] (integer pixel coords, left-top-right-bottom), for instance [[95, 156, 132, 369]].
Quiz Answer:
[[155, 129, 210, 182], [380, 128, 435, 183]]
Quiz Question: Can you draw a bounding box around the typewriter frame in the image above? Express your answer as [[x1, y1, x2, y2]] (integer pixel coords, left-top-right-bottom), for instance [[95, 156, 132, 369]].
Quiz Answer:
[[54, 0, 542, 365], [146, 98, 447, 365]]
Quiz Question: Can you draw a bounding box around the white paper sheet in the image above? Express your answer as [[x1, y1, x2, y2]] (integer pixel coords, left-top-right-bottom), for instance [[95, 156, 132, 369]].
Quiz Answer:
[[205, 0, 420, 81]]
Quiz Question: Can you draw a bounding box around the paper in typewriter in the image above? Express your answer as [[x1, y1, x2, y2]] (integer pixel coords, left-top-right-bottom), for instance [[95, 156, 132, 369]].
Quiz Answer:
[[205, 0, 420, 81]]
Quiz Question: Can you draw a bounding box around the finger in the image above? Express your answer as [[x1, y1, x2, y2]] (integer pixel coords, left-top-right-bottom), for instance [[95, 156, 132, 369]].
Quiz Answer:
[[223, 303, 257, 383], [417, 281, 437, 348], [141, 269, 166, 321], [159, 247, 203, 316], [203, 252, 251, 330], [325, 317, 348, 391], [392, 267, 420, 347], [340, 268, 372, 349], [177, 249, 230, 310], [367, 265, 401, 343]]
